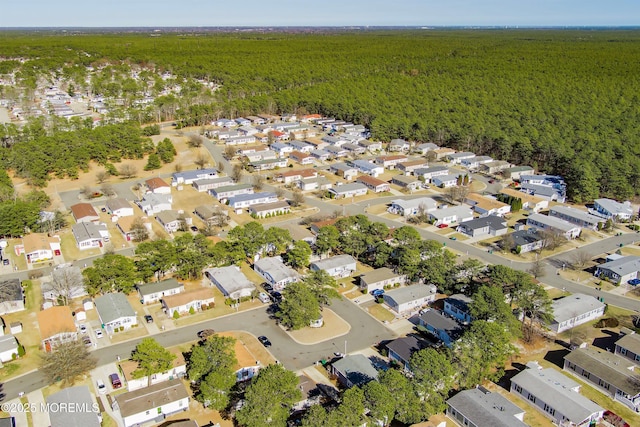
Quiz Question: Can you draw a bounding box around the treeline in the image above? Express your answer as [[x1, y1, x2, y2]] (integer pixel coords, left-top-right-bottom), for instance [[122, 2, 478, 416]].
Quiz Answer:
[[1, 30, 639, 199]]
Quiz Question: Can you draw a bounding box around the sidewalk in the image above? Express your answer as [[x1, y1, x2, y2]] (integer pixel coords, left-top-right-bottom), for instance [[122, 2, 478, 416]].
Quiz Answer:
[[7, 398, 28, 427], [27, 389, 50, 427]]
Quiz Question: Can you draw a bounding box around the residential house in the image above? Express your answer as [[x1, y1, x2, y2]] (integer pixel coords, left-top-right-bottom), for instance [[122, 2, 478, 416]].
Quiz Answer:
[[520, 174, 566, 202], [47, 386, 101, 427], [105, 198, 134, 217], [0, 279, 23, 315], [113, 379, 189, 427], [330, 354, 379, 388], [593, 198, 634, 221], [249, 158, 288, 171], [228, 192, 278, 211], [171, 168, 218, 185], [392, 174, 422, 191], [138, 279, 184, 304], [615, 332, 640, 365], [564, 347, 640, 412], [358, 140, 382, 152], [594, 255, 640, 285], [329, 183, 368, 199], [480, 160, 512, 175], [275, 168, 317, 184], [117, 216, 148, 241], [0, 335, 18, 363], [278, 223, 316, 246], [418, 309, 463, 347], [232, 338, 263, 383], [443, 294, 473, 324], [520, 183, 565, 203], [193, 205, 228, 225], [95, 293, 138, 332], [456, 216, 508, 238], [413, 142, 439, 155], [503, 165, 534, 181], [414, 165, 449, 182], [249, 200, 291, 218], [461, 155, 493, 169], [205, 266, 256, 299], [446, 152, 476, 164], [247, 115, 266, 125], [298, 176, 332, 192], [287, 140, 313, 153], [375, 155, 408, 169], [42, 266, 86, 302], [397, 159, 428, 175], [226, 135, 256, 146], [499, 187, 548, 213], [433, 173, 464, 188], [271, 142, 293, 156], [254, 256, 300, 291], [342, 142, 365, 155], [292, 375, 324, 412], [432, 147, 456, 160], [356, 175, 390, 193], [351, 160, 384, 177], [388, 138, 410, 152], [209, 184, 253, 202], [527, 213, 581, 239], [70, 203, 100, 223], [244, 149, 277, 162], [136, 193, 172, 215], [330, 162, 358, 180], [510, 229, 545, 254], [235, 117, 251, 126], [309, 218, 339, 235], [510, 363, 604, 427], [145, 177, 171, 195], [386, 335, 431, 371], [548, 293, 605, 333], [325, 145, 348, 158], [387, 197, 437, 217], [428, 206, 474, 227], [310, 148, 332, 161], [447, 387, 528, 427], [162, 288, 215, 317], [72, 222, 109, 250], [465, 193, 511, 217], [119, 348, 186, 391], [156, 210, 184, 233], [21, 233, 61, 264], [359, 267, 407, 293], [310, 254, 357, 278], [289, 150, 314, 165], [37, 306, 77, 352], [549, 206, 604, 230], [382, 284, 437, 316], [237, 124, 257, 135]]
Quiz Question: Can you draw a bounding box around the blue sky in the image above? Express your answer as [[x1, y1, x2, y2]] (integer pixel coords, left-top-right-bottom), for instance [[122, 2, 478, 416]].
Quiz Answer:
[[1, 1, 638, 27]]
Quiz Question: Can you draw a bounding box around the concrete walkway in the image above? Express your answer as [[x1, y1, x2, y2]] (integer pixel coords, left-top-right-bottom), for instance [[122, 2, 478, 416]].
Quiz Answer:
[[7, 398, 28, 427], [27, 389, 50, 427]]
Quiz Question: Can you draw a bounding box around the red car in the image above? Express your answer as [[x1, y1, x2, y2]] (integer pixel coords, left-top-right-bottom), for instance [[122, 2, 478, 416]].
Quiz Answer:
[[437, 224, 448, 228]]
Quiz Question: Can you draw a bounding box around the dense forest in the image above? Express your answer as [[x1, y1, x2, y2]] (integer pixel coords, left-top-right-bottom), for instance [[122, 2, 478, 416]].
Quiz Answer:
[[0, 30, 639, 201]]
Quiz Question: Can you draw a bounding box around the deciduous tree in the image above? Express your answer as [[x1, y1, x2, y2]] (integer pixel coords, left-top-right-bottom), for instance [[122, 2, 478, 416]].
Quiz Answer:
[[131, 338, 176, 380], [40, 340, 97, 385]]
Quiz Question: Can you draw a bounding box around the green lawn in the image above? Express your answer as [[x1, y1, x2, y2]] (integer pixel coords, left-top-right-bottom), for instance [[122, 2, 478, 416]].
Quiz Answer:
[[368, 304, 395, 322]]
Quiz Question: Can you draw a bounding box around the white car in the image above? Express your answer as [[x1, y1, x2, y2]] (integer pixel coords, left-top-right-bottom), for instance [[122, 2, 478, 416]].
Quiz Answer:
[[96, 379, 106, 394], [79, 324, 87, 334], [95, 329, 104, 339], [258, 292, 271, 304]]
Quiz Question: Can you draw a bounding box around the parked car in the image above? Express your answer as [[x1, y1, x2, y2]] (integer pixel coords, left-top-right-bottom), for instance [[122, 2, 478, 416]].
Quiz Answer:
[[262, 283, 273, 293], [79, 324, 88, 334], [109, 373, 122, 389], [258, 336, 272, 347], [371, 289, 385, 297], [197, 329, 216, 340], [270, 291, 283, 302], [190, 225, 198, 232], [437, 224, 448, 228], [96, 379, 106, 394], [95, 329, 104, 339], [628, 278, 640, 286], [258, 292, 271, 304], [2, 259, 9, 265], [144, 315, 154, 323]]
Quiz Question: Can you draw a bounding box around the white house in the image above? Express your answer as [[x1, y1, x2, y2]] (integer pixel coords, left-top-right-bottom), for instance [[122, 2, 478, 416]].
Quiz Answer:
[[549, 206, 603, 231], [359, 268, 407, 293], [446, 151, 475, 164], [428, 206, 474, 226], [20, 233, 61, 264], [593, 198, 634, 221], [447, 387, 528, 427], [228, 192, 278, 211], [388, 138, 410, 152], [72, 222, 110, 250], [465, 193, 511, 217], [136, 193, 173, 215], [594, 255, 640, 285], [356, 175, 390, 193], [105, 198, 135, 217], [396, 160, 428, 175], [113, 379, 189, 427], [527, 213, 581, 239], [249, 158, 288, 171], [548, 293, 605, 333], [414, 165, 449, 182], [171, 168, 218, 185], [382, 284, 437, 316], [329, 163, 358, 180], [162, 288, 215, 317], [205, 266, 256, 300], [351, 160, 384, 177], [499, 187, 548, 213], [298, 177, 332, 192], [387, 197, 437, 217], [460, 155, 493, 169], [138, 279, 184, 304], [145, 177, 171, 195], [432, 174, 463, 188], [254, 256, 300, 291], [249, 200, 291, 218], [0, 335, 19, 363], [37, 306, 78, 352], [413, 142, 439, 154], [95, 293, 138, 333], [156, 210, 184, 233], [192, 176, 234, 192], [375, 155, 408, 169], [119, 348, 187, 391], [210, 184, 254, 202], [310, 254, 357, 278], [328, 183, 368, 199]]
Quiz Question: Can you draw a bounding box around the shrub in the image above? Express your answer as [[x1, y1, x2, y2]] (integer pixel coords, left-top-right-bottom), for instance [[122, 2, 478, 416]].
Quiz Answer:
[[17, 344, 25, 357], [189, 306, 196, 315], [173, 310, 180, 319]]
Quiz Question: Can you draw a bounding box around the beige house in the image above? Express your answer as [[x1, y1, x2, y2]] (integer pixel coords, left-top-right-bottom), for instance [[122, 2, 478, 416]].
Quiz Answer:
[[37, 306, 78, 352], [161, 288, 215, 317]]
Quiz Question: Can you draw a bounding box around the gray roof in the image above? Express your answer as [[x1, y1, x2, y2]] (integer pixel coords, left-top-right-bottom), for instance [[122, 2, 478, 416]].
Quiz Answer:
[[0, 335, 18, 354], [448, 151, 475, 159], [311, 254, 356, 271], [351, 159, 380, 171], [138, 278, 182, 297], [414, 165, 449, 175], [360, 268, 401, 286], [384, 284, 436, 306], [447, 388, 527, 427], [47, 385, 101, 427], [330, 162, 357, 172], [458, 216, 507, 231], [419, 309, 462, 335], [94, 293, 136, 324], [332, 354, 379, 386], [597, 256, 640, 277], [392, 174, 419, 185], [565, 348, 640, 396], [616, 332, 640, 355], [105, 197, 131, 211], [390, 197, 437, 212], [250, 200, 291, 213], [139, 193, 171, 206], [389, 138, 408, 146], [205, 266, 255, 298], [330, 183, 367, 194], [386, 335, 430, 364], [0, 278, 22, 302], [445, 294, 473, 312], [193, 176, 233, 187], [505, 165, 534, 173], [429, 206, 473, 221], [549, 205, 603, 226], [115, 379, 189, 418], [212, 183, 253, 195], [595, 198, 634, 216], [528, 213, 579, 233], [172, 167, 218, 181], [254, 256, 299, 283], [156, 209, 181, 224], [194, 204, 225, 220], [72, 222, 107, 241], [228, 192, 277, 204], [511, 230, 544, 247], [552, 293, 605, 324], [510, 367, 603, 424], [520, 183, 562, 198]]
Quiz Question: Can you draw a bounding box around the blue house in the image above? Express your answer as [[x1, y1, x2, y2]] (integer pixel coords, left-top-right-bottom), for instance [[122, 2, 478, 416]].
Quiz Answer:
[[443, 294, 473, 324], [418, 309, 463, 347]]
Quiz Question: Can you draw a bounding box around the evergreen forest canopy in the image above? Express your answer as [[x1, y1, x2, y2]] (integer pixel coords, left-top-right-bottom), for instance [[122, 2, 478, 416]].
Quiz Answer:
[[0, 29, 639, 201]]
